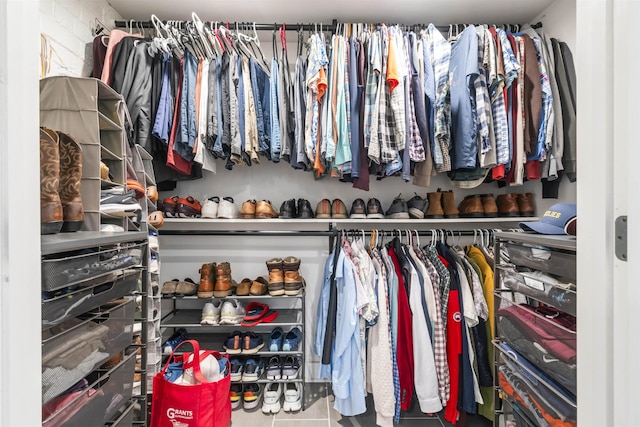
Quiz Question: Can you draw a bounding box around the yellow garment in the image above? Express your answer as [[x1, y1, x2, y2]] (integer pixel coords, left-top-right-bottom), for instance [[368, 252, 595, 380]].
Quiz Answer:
[[467, 245, 495, 336]]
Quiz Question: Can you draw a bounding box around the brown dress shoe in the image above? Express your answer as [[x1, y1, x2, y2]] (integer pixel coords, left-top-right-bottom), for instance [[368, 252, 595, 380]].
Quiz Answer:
[[255, 200, 279, 219], [517, 193, 536, 216], [497, 194, 520, 217], [241, 200, 256, 218], [214, 262, 233, 297], [236, 278, 252, 296], [40, 128, 63, 235], [176, 278, 198, 296], [250, 277, 269, 295], [58, 132, 84, 232], [425, 191, 444, 218], [266, 258, 284, 295], [198, 263, 216, 298], [459, 195, 485, 218], [481, 194, 498, 218], [441, 190, 459, 218]]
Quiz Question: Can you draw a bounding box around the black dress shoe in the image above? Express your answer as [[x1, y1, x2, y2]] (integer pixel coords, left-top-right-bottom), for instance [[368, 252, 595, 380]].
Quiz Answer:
[[280, 199, 297, 218], [297, 199, 315, 219]]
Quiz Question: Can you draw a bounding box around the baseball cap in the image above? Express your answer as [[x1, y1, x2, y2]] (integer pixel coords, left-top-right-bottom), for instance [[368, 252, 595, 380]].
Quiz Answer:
[[519, 203, 576, 235]]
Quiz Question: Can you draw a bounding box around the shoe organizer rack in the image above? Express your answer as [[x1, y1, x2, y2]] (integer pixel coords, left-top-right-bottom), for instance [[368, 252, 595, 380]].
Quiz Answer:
[[41, 231, 149, 426], [40, 76, 136, 232]]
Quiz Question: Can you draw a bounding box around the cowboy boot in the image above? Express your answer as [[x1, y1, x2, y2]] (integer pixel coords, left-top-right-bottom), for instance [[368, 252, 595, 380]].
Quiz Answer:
[[40, 128, 63, 235], [58, 132, 84, 232]]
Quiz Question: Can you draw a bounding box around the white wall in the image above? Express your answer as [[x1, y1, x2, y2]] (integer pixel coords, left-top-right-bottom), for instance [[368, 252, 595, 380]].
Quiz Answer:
[[39, 0, 123, 77]]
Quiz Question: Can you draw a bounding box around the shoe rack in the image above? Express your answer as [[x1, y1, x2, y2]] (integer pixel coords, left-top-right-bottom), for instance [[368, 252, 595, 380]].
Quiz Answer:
[[129, 143, 164, 393], [41, 231, 149, 425], [39, 76, 137, 232]]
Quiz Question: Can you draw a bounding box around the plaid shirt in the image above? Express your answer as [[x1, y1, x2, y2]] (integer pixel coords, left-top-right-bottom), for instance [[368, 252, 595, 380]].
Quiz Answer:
[[531, 36, 554, 161], [388, 28, 406, 153], [498, 29, 520, 89], [364, 31, 380, 150], [404, 33, 425, 162], [427, 24, 452, 172], [474, 28, 491, 155], [424, 246, 450, 329], [417, 249, 450, 405]]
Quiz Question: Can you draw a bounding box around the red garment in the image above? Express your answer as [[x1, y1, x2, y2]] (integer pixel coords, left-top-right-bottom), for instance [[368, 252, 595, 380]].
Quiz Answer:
[[166, 58, 193, 175], [525, 159, 541, 180], [444, 288, 463, 424], [388, 247, 414, 411]]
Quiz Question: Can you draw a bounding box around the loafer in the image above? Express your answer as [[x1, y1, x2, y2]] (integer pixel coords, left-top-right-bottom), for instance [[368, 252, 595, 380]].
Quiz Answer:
[[241, 199, 256, 219], [175, 278, 198, 295], [297, 198, 314, 219], [250, 277, 269, 295], [161, 279, 178, 295], [269, 327, 284, 351], [279, 199, 297, 218], [256, 200, 279, 219], [236, 278, 252, 296]]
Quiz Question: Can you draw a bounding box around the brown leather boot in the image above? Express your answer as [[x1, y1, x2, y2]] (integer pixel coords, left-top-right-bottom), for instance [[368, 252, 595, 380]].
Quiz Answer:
[[481, 194, 498, 218], [283, 256, 303, 295], [266, 258, 284, 295], [459, 195, 484, 218], [57, 132, 84, 232], [425, 191, 444, 219], [497, 194, 520, 217], [198, 262, 216, 298], [441, 190, 459, 218], [214, 262, 233, 297], [517, 193, 536, 216], [40, 128, 63, 235]]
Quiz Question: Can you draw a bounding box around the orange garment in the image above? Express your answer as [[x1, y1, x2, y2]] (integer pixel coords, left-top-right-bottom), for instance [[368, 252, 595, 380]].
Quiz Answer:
[[318, 67, 328, 100], [386, 35, 400, 93]]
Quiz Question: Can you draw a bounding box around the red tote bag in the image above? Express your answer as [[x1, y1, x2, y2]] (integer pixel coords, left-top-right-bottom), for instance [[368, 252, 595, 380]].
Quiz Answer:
[[150, 340, 231, 427]]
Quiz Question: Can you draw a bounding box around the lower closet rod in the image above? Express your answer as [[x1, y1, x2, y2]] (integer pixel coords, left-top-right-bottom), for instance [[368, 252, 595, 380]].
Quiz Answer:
[[158, 230, 338, 237]]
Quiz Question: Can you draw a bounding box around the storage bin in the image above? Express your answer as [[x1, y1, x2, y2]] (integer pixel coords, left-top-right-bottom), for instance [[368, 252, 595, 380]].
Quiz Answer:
[[42, 270, 140, 328], [504, 242, 577, 279], [43, 351, 136, 427], [108, 401, 136, 426], [42, 299, 136, 404], [498, 267, 576, 316], [41, 241, 144, 291]]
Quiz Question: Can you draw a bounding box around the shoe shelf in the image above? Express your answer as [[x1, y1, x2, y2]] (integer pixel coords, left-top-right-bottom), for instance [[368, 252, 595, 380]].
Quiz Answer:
[[161, 292, 305, 300], [164, 332, 303, 356], [41, 230, 147, 255], [160, 216, 539, 232], [231, 377, 304, 385], [162, 309, 303, 329]]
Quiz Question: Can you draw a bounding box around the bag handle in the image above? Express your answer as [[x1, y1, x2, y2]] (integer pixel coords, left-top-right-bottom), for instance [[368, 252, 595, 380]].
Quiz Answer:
[[160, 339, 206, 383]]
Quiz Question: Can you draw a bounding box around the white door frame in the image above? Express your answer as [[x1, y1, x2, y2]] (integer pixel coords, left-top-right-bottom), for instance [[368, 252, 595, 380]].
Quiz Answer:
[[0, 0, 41, 425]]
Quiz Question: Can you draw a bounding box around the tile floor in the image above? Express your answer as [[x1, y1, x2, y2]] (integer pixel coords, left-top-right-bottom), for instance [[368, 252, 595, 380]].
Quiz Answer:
[[230, 383, 492, 427]]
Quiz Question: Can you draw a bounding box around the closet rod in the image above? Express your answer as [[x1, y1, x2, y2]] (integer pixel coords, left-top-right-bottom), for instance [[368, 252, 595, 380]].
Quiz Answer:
[[158, 230, 338, 237], [113, 20, 457, 33]]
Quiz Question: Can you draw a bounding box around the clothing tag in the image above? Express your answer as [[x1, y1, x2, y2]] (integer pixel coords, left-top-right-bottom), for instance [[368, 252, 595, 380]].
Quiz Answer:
[[523, 276, 545, 291]]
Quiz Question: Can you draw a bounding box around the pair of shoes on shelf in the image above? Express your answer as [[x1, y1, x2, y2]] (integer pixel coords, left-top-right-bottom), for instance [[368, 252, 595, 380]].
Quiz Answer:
[[202, 196, 240, 219], [348, 198, 385, 219], [266, 256, 304, 296], [262, 382, 302, 414], [198, 262, 236, 298], [268, 327, 302, 352], [200, 298, 246, 325], [229, 357, 265, 382], [315, 198, 348, 219], [265, 355, 301, 380], [236, 277, 269, 296], [162, 328, 188, 354], [496, 193, 536, 217], [230, 383, 264, 410], [162, 278, 198, 296], [279, 199, 314, 219], [241, 302, 278, 327], [223, 330, 265, 354], [241, 200, 279, 219], [162, 195, 202, 218]]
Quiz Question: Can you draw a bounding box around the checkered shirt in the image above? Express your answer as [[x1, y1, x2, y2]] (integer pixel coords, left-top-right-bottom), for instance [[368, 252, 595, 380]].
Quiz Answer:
[[474, 28, 491, 154], [427, 24, 452, 172]]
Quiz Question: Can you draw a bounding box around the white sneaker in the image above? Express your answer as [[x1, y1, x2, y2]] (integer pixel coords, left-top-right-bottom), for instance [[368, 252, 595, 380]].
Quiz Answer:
[[261, 382, 282, 414], [219, 299, 244, 325], [201, 197, 220, 218], [282, 382, 302, 412], [200, 302, 221, 325], [217, 197, 239, 219]]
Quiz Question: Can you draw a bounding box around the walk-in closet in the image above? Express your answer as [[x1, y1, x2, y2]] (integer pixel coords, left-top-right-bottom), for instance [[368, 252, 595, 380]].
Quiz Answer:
[[0, 0, 637, 425]]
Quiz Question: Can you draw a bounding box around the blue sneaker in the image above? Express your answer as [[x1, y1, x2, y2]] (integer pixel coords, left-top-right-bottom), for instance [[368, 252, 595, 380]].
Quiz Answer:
[[230, 358, 243, 382], [242, 358, 265, 381], [269, 327, 284, 351], [219, 357, 228, 378], [241, 331, 265, 354], [282, 327, 302, 352], [164, 361, 184, 383], [162, 328, 188, 354]]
